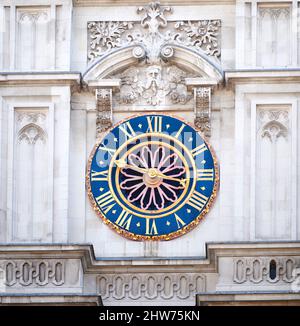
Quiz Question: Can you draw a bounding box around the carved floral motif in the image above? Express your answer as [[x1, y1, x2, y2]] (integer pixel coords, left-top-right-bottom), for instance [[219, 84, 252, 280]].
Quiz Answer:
[[87, 21, 134, 60], [87, 2, 221, 63], [120, 146, 185, 210], [174, 20, 221, 57]]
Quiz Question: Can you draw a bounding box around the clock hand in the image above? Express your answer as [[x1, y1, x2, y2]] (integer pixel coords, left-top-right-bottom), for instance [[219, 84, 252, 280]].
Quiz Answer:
[[115, 159, 187, 186], [154, 171, 187, 186], [115, 159, 149, 174]]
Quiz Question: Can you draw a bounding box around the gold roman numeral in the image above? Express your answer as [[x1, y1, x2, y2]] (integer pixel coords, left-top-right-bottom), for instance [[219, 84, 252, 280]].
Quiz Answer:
[[119, 122, 136, 139], [174, 123, 185, 139], [95, 191, 116, 214], [147, 116, 163, 133], [98, 145, 116, 157], [145, 219, 158, 235], [187, 191, 208, 211], [174, 214, 186, 229], [115, 209, 132, 230], [197, 169, 214, 181], [191, 143, 208, 157], [91, 170, 109, 182]]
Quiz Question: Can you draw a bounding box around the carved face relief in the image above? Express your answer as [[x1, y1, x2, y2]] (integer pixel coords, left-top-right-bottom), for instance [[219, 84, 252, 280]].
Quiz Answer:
[[110, 64, 194, 108]]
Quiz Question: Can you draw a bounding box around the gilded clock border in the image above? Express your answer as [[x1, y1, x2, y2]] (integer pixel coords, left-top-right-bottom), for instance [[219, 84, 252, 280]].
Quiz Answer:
[[86, 113, 220, 241]]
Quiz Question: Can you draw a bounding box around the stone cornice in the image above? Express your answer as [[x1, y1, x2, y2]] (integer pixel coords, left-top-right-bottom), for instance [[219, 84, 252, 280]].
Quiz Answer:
[[225, 69, 300, 85], [0, 294, 102, 306], [73, 0, 235, 7], [196, 291, 300, 306], [0, 72, 81, 86], [0, 242, 299, 274]]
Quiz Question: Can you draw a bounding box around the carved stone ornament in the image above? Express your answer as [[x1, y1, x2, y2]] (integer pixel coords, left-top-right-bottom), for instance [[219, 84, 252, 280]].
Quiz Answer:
[[98, 273, 205, 302], [259, 6, 290, 20], [111, 64, 194, 106], [194, 87, 211, 138], [96, 89, 113, 135], [0, 260, 65, 287], [258, 109, 289, 142], [87, 1, 221, 64], [233, 257, 300, 284], [16, 111, 48, 145]]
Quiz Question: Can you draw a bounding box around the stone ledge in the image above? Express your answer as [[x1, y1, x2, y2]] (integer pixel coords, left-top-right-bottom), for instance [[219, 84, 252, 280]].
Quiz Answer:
[[73, 0, 235, 6], [0, 72, 81, 86], [196, 291, 300, 306], [0, 242, 299, 273], [0, 294, 102, 306], [0, 243, 299, 305]]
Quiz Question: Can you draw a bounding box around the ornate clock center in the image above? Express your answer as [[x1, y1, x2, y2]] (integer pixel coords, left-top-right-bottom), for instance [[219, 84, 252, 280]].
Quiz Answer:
[[143, 168, 162, 187]]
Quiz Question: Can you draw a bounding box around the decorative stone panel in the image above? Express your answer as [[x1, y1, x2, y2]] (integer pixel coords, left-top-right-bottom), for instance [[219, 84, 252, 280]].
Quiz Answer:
[[0, 258, 82, 293], [1, 260, 65, 287], [97, 273, 205, 304], [233, 257, 300, 284]]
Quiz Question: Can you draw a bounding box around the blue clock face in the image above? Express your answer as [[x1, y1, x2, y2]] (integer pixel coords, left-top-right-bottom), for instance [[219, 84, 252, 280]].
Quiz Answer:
[[86, 114, 219, 240]]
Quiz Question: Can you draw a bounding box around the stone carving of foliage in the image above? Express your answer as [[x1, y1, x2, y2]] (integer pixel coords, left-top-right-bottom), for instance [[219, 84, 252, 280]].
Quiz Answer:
[[87, 2, 221, 63], [87, 21, 134, 61], [174, 20, 221, 57]]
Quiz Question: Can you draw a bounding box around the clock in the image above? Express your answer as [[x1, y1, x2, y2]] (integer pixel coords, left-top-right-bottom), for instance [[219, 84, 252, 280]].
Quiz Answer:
[[86, 114, 219, 240]]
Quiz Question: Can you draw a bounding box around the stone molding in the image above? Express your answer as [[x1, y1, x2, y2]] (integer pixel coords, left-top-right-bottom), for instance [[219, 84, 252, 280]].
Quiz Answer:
[[0, 73, 81, 87], [98, 273, 205, 302], [225, 69, 300, 86], [196, 292, 300, 306], [0, 243, 300, 304], [74, 0, 233, 6], [1, 242, 300, 272], [0, 295, 102, 306]]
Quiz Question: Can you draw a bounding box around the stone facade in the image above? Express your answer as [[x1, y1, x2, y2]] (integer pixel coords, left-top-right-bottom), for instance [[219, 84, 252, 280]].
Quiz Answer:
[[0, 0, 299, 305]]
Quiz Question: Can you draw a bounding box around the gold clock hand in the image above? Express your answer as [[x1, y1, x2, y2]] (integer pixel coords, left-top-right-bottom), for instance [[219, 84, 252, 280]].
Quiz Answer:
[[115, 159, 148, 174], [155, 171, 187, 186]]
